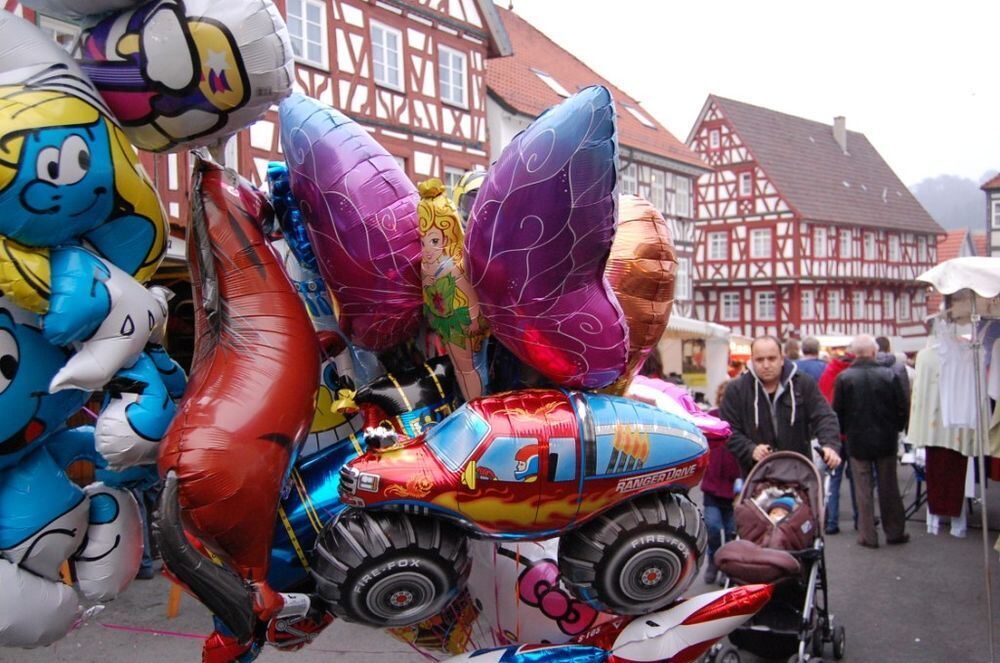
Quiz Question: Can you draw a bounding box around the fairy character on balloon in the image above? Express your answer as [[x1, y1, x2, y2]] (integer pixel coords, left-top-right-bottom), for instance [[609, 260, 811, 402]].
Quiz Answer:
[[418, 179, 488, 401]]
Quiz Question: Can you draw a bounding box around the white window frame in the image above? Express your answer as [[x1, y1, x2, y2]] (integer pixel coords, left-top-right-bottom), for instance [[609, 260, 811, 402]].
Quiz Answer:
[[676, 176, 691, 217], [813, 227, 827, 258], [918, 236, 927, 262], [286, 0, 329, 69], [884, 292, 895, 320], [676, 257, 691, 300], [852, 291, 865, 319], [437, 44, 467, 108], [621, 163, 638, 196], [839, 230, 852, 258], [532, 69, 571, 97], [755, 291, 776, 321], [708, 231, 727, 261], [649, 169, 665, 213], [801, 290, 814, 320], [443, 166, 464, 197], [992, 200, 1000, 229], [864, 232, 876, 260], [709, 129, 720, 149], [899, 292, 911, 321], [391, 154, 407, 175], [720, 292, 740, 322], [370, 19, 404, 92], [750, 228, 772, 259], [739, 172, 753, 197], [828, 290, 842, 319], [38, 14, 80, 53], [888, 235, 900, 262]]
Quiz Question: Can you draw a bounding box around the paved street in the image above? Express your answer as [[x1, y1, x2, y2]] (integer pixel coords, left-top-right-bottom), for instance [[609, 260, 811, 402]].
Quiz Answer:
[[7, 470, 1000, 663]]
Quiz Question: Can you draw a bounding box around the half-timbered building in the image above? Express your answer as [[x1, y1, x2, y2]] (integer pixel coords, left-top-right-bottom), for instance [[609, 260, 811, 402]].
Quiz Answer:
[[982, 173, 1000, 257], [484, 8, 709, 317], [687, 96, 944, 341]]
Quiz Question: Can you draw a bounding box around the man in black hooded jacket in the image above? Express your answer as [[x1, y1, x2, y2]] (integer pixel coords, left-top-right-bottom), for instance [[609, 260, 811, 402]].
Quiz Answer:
[[721, 336, 842, 473]]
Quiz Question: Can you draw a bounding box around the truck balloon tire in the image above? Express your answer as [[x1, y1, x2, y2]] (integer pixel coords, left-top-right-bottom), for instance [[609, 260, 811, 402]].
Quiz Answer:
[[558, 492, 707, 615], [311, 510, 470, 628]]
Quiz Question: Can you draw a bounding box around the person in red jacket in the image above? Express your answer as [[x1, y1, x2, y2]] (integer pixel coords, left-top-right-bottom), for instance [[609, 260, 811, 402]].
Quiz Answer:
[[818, 350, 855, 534], [703, 380, 743, 584]]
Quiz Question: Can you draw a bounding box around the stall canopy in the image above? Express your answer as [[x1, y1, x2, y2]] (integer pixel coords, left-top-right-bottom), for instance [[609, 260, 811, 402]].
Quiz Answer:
[[663, 314, 731, 340]]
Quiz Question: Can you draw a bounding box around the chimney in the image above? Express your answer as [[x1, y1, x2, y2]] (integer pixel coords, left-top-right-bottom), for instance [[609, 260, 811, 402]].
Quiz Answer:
[[833, 116, 848, 154]]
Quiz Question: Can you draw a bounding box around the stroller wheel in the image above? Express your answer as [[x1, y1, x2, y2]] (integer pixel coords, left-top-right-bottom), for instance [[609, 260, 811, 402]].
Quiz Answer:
[[832, 625, 846, 659], [811, 629, 825, 657], [714, 644, 741, 663]]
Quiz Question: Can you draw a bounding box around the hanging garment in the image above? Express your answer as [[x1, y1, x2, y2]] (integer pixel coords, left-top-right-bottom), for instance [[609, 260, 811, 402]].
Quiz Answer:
[[989, 338, 1000, 401], [937, 329, 979, 429], [909, 346, 976, 456], [925, 447, 967, 517]]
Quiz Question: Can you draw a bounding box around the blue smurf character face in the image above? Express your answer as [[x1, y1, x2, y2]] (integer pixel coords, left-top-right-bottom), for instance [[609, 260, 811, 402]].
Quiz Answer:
[[0, 119, 115, 247], [0, 306, 87, 469]]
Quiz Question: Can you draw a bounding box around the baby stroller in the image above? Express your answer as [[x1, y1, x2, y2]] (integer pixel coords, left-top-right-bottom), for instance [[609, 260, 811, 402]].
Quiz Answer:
[[707, 451, 845, 663]]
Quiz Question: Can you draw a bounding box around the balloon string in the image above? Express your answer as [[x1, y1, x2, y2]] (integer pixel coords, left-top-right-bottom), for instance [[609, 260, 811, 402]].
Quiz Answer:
[[514, 547, 522, 642], [100, 623, 206, 640], [492, 545, 502, 646], [84, 406, 100, 421]]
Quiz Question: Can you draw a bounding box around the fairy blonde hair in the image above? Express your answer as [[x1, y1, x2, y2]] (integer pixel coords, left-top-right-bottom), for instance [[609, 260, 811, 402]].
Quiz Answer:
[[418, 178, 465, 263]]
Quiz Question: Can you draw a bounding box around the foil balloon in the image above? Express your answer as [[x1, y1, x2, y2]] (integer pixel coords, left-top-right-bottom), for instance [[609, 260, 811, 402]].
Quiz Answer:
[[627, 376, 732, 441], [604, 195, 676, 394], [465, 86, 626, 389], [18, 1, 144, 21], [157, 156, 318, 595], [79, 0, 294, 152], [418, 178, 488, 401], [468, 539, 616, 647], [279, 93, 422, 351], [0, 13, 167, 311], [453, 168, 486, 229]]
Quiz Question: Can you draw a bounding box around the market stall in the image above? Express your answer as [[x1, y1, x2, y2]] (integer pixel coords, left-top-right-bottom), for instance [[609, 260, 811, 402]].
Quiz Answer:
[[655, 314, 732, 405]]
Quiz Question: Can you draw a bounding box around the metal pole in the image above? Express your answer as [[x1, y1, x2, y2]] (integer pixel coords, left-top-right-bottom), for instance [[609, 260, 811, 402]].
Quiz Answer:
[[970, 294, 996, 662]]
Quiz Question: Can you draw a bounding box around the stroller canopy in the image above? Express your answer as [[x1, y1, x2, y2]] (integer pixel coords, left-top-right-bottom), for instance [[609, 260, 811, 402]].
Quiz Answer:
[[737, 451, 825, 527]]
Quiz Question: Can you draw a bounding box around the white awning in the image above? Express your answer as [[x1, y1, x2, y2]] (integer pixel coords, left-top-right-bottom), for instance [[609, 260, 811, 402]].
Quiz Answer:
[[662, 315, 732, 340], [917, 257, 1000, 298]]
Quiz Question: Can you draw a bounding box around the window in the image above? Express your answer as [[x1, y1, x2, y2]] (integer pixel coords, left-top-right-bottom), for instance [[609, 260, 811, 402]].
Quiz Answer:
[[287, 0, 328, 68], [739, 172, 753, 197], [38, 14, 79, 52], [813, 227, 827, 258], [721, 292, 740, 321], [391, 154, 407, 175], [852, 291, 865, 319], [532, 69, 571, 97], [649, 170, 665, 212], [424, 406, 489, 471], [993, 200, 1000, 228], [864, 232, 876, 260], [709, 129, 720, 148], [476, 437, 540, 482], [676, 258, 691, 300], [899, 292, 911, 321], [840, 230, 852, 258], [438, 45, 467, 107], [884, 292, 895, 319], [371, 20, 403, 91], [827, 290, 842, 319], [624, 105, 657, 129], [443, 167, 464, 197], [888, 235, 900, 262], [708, 232, 728, 260], [750, 228, 771, 258], [621, 163, 637, 195], [801, 290, 814, 320], [918, 236, 927, 262], [676, 176, 691, 217], [755, 291, 776, 321]]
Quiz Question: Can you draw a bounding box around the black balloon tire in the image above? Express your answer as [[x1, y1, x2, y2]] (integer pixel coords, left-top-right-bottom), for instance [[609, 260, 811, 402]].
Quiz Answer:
[[558, 491, 707, 615], [832, 625, 846, 660], [310, 509, 470, 628]]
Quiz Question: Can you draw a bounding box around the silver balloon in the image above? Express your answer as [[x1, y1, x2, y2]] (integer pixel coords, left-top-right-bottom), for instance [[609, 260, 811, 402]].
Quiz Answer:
[[19, 1, 145, 22]]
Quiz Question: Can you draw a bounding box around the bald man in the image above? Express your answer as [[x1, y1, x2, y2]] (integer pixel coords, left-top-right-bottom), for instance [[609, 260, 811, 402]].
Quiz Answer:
[[832, 334, 910, 548]]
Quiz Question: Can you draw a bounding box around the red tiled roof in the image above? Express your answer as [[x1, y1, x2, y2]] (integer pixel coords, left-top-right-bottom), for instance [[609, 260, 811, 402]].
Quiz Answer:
[[981, 173, 1000, 191], [708, 96, 944, 234], [938, 229, 972, 262], [972, 231, 988, 256], [486, 8, 706, 171]]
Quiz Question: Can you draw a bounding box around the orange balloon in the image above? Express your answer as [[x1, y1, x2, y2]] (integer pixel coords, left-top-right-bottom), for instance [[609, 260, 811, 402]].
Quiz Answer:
[[604, 195, 677, 393]]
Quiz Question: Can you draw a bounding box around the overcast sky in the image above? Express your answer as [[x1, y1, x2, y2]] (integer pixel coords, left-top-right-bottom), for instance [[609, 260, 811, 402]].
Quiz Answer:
[[506, 0, 999, 186]]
